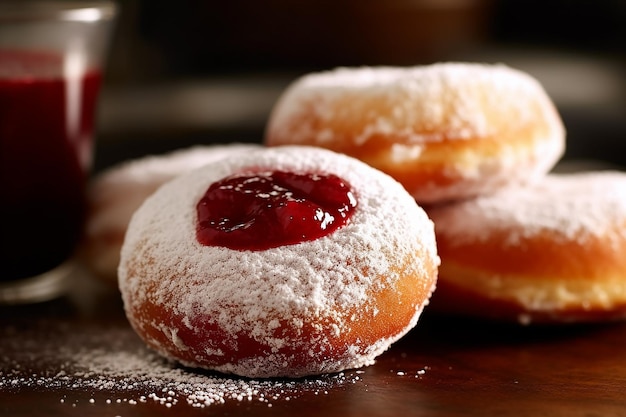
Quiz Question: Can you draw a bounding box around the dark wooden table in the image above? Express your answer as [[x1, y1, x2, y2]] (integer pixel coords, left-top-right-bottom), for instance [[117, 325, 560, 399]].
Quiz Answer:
[[1, 270, 625, 417]]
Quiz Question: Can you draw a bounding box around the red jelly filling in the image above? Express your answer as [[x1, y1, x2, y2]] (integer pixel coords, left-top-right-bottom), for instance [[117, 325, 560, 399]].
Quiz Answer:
[[196, 170, 357, 250]]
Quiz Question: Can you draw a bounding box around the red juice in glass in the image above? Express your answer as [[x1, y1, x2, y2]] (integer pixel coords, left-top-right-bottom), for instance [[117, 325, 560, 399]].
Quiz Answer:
[[0, 50, 102, 281]]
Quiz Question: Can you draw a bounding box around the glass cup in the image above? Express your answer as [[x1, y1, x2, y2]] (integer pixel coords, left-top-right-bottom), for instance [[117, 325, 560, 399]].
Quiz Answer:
[[0, 1, 116, 303]]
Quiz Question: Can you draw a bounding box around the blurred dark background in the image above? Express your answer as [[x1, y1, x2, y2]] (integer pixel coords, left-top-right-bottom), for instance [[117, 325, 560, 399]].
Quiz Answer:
[[95, 0, 626, 171]]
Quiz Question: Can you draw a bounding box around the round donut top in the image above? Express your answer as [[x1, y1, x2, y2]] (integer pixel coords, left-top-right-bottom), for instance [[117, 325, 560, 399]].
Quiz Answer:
[[266, 62, 564, 146], [429, 171, 626, 247], [87, 144, 260, 233], [119, 146, 438, 340]]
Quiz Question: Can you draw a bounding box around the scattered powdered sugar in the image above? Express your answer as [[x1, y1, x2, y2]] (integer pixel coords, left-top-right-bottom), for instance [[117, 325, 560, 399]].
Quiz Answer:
[[266, 62, 564, 147], [118, 145, 439, 378], [0, 318, 357, 409], [428, 171, 626, 248]]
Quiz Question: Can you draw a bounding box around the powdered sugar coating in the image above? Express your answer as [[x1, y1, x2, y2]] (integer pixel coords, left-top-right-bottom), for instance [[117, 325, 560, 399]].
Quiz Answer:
[[118, 146, 439, 378], [429, 171, 626, 248], [266, 63, 562, 146], [265, 63, 565, 203], [428, 171, 626, 323], [83, 144, 260, 281]]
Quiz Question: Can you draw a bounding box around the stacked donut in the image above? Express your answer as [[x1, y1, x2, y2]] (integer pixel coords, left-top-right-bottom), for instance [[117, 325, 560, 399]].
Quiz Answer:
[[265, 62, 626, 324]]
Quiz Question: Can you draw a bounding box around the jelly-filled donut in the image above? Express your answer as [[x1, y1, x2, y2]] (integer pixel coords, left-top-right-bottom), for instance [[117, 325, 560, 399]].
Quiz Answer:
[[118, 146, 439, 378], [265, 63, 565, 204], [427, 171, 626, 324], [82, 144, 260, 283]]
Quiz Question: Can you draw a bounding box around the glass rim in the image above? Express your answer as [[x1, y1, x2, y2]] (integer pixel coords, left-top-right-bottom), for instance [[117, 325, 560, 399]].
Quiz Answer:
[[0, 1, 116, 23]]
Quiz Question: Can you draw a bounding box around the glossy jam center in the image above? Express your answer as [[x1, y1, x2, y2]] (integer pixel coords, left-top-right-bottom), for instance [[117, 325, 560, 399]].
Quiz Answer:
[[196, 170, 357, 250]]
